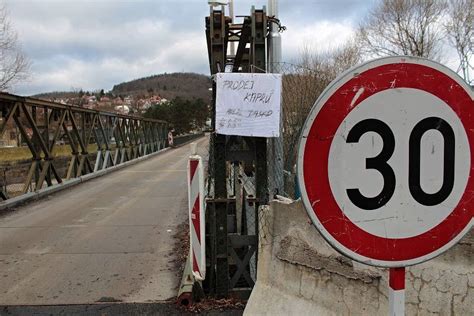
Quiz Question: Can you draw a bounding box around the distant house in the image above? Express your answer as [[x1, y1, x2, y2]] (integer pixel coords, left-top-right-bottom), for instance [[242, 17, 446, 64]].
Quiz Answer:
[[83, 103, 96, 110], [0, 122, 17, 147], [86, 96, 97, 103], [113, 97, 123, 105], [114, 105, 130, 115], [150, 95, 162, 103], [142, 100, 152, 110]]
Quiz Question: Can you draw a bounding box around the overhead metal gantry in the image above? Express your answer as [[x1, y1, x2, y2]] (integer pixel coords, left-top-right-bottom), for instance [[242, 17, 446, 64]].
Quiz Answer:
[[205, 5, 269, 298]]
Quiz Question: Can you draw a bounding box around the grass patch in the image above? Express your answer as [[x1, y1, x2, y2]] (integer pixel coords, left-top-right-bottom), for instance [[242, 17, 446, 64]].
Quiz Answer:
[[0, 146, 33, 162], [0, 144, 102, 162]]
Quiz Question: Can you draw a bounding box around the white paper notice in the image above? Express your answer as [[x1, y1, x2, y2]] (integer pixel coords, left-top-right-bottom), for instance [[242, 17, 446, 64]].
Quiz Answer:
[[215, 72, 282, 137]]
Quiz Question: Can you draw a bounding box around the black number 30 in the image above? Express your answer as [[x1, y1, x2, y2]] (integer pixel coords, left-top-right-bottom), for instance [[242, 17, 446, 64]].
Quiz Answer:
[[346, 117, 455, 210]]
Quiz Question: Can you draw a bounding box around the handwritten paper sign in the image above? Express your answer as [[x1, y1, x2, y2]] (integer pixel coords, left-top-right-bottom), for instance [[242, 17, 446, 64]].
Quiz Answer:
[[215, 72, 282, 137]]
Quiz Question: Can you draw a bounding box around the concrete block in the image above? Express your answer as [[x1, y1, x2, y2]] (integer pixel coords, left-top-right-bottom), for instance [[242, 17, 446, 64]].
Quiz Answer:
[[244, 199, 473, 316], [245, 282, 337, 316], [421, 267, 441, 283], [434, 273, 468, 295], [419, 284, 453, 314], [281, 262, 301, 295], [405, 281, 421, 305], [299, 268, 317, 300], [270, 255, 286, 288], [342, 281, 381, 314], [406, 302, 422, 316], [468, 273, 474, 287], [412, 274, 422, 292], [453, 287, 474, 315]]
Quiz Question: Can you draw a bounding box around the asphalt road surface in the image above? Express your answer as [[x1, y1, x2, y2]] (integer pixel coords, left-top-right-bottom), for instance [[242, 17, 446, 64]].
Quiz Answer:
[[0, 136, 208, 305]]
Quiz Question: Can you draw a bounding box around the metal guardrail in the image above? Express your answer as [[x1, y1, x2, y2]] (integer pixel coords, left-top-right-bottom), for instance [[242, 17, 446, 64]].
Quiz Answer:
[[0, 92, 168, 200], [173, 133, 205, 147]]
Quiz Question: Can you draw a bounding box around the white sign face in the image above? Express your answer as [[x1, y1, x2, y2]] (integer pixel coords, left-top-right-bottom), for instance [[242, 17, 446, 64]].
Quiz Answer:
[[328, 88, 470, 239], [215, 72, 282, 137], [297, 56, 474, 267]]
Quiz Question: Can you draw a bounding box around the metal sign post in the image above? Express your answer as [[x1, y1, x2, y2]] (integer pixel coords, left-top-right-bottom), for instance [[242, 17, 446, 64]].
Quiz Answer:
[[389, 268, 405, 315], [298, 56, 474, 314]]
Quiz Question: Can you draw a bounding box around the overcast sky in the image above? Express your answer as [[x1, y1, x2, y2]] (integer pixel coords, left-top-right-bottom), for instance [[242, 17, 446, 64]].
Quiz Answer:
[[4, 0, 392, 95]]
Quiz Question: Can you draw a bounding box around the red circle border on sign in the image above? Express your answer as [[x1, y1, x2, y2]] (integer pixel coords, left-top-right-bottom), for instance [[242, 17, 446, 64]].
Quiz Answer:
[[301, 59, 473, 265]]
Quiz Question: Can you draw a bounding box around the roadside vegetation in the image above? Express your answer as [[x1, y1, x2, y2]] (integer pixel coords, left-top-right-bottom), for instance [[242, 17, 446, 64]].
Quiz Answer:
[[281, 0, 473, 195], [0, 144, 102, 162], [144, 97, 210, 135]]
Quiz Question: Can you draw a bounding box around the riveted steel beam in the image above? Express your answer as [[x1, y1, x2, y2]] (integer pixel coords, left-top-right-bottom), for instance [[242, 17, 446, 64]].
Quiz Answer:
[[205, 5, 269, 298], [0, 92, 168, 198]]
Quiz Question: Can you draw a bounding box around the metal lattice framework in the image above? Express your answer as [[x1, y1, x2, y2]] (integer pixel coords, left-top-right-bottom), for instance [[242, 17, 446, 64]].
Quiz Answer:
[[205, 6, 268, 298], [0, 92, 167, 199]]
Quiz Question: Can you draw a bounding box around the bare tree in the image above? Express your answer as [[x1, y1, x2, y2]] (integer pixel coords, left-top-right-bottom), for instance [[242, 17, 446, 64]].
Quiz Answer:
[[357, 0, 446, 60], [445, 0, 473, 83], [279, 42, 361, 196], [0, 4, 29, 92]]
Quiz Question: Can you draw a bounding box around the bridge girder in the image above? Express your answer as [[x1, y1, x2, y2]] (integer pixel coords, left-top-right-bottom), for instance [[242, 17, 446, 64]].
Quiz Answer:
[[205, 5, 269, 298], [0, 92, 168, 199]]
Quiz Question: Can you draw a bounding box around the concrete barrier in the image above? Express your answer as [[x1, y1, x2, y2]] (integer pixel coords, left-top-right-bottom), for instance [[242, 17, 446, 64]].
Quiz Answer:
[[244, 200, 473, 315]]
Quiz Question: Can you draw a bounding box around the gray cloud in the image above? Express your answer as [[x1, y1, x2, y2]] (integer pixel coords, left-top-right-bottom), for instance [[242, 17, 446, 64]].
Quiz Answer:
[[7, 0, 373, 95]]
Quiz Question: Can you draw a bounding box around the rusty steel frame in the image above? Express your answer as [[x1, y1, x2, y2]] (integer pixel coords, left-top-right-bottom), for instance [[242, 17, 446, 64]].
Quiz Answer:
[[0, 92, 168, 198], [205, 6, 268, 298]]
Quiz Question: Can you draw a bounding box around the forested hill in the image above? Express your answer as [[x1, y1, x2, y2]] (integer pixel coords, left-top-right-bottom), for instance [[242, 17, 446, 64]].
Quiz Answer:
[[33, 72, 212, 103], [111, 72, 212, 102]]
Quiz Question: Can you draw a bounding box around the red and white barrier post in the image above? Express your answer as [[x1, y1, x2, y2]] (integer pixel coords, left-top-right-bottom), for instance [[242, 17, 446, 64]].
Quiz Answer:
[[389, 267, 405, 316], [187, 143, 205, 280]]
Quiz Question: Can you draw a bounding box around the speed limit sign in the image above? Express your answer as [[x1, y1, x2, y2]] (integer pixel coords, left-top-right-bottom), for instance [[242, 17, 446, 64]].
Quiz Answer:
[[298, 56, 474, 267]]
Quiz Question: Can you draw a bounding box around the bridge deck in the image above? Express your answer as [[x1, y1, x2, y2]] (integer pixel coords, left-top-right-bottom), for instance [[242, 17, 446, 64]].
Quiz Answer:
[[0, 136, 208, 305]]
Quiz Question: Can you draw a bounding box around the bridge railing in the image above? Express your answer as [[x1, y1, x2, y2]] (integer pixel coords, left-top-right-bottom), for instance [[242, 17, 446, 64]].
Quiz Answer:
[[0, 92, 168, 200]]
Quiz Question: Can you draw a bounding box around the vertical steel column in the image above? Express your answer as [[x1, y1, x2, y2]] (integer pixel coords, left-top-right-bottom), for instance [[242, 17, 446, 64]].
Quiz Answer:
[[250, 7, 268, 287], [214, 10, 230, 297], [43, 107, 52, 186], [206, 7, 230, 297], [251, 7, 268, 206], [161, 122, 168, 150], [205, 4, 271, 297], [31, 105, 40, 188]]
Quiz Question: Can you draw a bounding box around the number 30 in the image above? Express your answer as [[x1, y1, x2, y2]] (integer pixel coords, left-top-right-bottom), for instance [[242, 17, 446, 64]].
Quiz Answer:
[[346, 117, 455, 210]]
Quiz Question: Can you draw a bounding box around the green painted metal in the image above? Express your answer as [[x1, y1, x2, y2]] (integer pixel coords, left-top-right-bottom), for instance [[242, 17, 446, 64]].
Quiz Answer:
[[205, 5, 269, 298], [0, 92, 168, 198]]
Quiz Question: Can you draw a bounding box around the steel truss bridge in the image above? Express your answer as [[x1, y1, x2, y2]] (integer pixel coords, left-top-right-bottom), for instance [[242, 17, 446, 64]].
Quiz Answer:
[[0, 2, 277, 307], [0, 92, 168, 200]]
